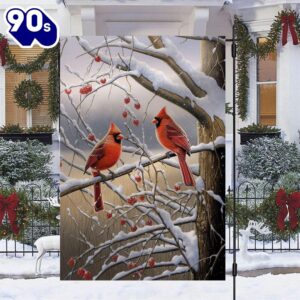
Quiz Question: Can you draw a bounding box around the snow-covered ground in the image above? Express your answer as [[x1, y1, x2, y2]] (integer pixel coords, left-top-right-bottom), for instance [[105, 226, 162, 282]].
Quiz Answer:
[[0, 274, 300, 300], [226, 251, 300, 272], [0, 240, 59, 276]]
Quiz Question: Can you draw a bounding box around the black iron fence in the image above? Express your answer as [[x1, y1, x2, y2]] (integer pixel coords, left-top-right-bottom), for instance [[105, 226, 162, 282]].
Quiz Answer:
[[0, 183, 60, 256], [226, 181, 300, 252]]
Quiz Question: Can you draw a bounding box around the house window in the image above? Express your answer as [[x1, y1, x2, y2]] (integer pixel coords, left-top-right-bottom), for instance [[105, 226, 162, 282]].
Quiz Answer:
[[257, 37, 277, 125]]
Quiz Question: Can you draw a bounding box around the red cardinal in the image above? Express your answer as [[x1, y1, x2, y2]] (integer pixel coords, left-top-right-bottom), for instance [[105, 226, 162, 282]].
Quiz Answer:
[[84, 123, 123, 211], [152, 107, 195, 186]]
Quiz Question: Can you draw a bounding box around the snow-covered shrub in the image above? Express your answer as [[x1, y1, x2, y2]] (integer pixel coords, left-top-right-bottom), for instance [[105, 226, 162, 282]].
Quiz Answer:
[[0, 138, 53, 185], [276, 172, 300, 193], [237, 137, 300, 182]]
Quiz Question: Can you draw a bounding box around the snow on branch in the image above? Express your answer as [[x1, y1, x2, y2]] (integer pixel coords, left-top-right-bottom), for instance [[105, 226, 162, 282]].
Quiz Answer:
[[60, 137, 225, 196]]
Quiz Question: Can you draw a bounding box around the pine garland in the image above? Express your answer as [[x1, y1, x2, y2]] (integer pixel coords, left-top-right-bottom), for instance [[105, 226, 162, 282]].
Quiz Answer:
[[235, 10, 300, 120], [0, 33, 59, 120]]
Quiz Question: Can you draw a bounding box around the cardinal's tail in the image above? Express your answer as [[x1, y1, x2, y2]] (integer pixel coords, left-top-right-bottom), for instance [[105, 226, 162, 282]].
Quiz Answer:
[[178, 153, 195, 187], [92, 171, 104, 211]]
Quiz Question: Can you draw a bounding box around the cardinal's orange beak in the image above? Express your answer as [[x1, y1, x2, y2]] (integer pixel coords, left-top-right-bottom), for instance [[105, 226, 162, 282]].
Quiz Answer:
[[152, 118, 158, 124], [117, 134, 124, 140]]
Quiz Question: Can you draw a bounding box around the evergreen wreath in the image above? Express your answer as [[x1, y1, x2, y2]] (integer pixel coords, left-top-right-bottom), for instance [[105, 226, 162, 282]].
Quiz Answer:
[[235, 9, 300, 120], [0, 33, 59, 120], [14, 80, 43, 110]]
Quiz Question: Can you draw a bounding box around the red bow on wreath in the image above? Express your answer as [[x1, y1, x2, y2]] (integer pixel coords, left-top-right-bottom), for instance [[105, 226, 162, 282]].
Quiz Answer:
[[0, 192, 20, 234], [276, 188, 300, 231], [0, 37, 8, 66], [281, 14, 299, 46]]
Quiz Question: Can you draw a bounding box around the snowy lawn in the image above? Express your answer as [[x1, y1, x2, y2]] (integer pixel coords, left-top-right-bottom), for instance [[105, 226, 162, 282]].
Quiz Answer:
[[0, 274, 300, 300], [0, 240, 59, 276], [226, 251, 300, 272]]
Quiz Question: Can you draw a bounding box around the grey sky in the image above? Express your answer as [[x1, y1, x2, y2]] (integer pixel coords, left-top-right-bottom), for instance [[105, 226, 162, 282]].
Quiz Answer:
[[60, 37, 206, 153]]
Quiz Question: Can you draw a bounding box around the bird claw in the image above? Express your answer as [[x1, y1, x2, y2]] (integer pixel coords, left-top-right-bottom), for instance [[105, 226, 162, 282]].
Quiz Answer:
[[166, 151, 173, 159], [108, 169, 116, 179]]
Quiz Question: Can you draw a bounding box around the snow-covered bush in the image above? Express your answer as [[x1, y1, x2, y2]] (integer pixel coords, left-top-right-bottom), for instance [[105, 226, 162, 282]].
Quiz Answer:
[[237, 137, 300, 182], [0, 138, 53, 185]]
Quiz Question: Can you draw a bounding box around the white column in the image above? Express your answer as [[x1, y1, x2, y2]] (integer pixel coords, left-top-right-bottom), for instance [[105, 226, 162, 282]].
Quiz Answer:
[[81, 7, 96, 36], [189, 7, 209, 36], [277, 41, 300, 146], [0, 67, 5, 126]]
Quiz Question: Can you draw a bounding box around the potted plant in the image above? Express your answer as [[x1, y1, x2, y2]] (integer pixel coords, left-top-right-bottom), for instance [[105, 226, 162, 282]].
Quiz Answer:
[[0, 124, 54, 145], [238, 123, 281, 145]]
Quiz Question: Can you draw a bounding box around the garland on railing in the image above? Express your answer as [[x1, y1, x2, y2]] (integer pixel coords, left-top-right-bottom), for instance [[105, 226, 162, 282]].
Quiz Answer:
[[0, 188, 59, 239], [235, 10, 300, 120], [0, 33, 59, 120]]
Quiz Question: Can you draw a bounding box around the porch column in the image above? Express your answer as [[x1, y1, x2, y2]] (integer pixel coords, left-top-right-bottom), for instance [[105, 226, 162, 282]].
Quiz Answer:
[[277, 42, 300, 145], [0, 67, 5, 126], [189, 7, 209, 35], [81, 7, 96, 36]]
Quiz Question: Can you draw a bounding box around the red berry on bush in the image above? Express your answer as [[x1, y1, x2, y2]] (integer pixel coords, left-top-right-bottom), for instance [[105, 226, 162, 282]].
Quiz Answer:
[[135, 175, 141, 183], [100, 78, 106, 84], [124, 97, 130, 104], [77, 267, 85, 277], [95, 56, 101, 62], [106, 212, 113, 219], [67, 257, 75, 268], [174, 184, 180, 191], [134, 103, 141, 110], [111, 255, 118, 262], [120, 219, 126, 225], [80, 84, 92, 95], [87, 133, 96, 142], [131, 225, 138, 232], [128, 197, 137, 205], [146, 219, 153, 226], [139, 195, 145, 201], [122, 111, 128, 118], [128, 262, 137, 269], [133, 119, 139, 126], [64, 89, 72, 95], [147, 257, 156, 268], [83, 271, 92, 280]]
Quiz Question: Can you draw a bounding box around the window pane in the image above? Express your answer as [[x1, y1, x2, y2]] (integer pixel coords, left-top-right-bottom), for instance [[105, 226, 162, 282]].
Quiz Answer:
[[257, 37, 276, 82], [258, 84, 276, 125]]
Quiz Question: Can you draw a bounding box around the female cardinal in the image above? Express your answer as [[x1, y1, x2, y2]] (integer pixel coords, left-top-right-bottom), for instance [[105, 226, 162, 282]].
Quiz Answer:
[[84, 123, 123, 211], [152, 107, 195, 186]]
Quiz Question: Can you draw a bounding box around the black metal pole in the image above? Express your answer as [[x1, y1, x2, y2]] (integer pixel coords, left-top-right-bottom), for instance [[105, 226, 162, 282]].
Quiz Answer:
[[231, 22, 238, 300]]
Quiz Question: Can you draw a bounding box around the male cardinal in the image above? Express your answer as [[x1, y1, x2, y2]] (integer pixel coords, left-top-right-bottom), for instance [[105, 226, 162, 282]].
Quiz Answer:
[[152, 107, 195, 186], [84, 123, 123, 211]]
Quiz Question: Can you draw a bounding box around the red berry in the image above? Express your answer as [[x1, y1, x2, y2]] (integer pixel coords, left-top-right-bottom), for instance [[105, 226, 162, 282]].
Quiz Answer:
[[67, 257, 75, 268], [128, 197, 137, 205], [133, 119, 139, 126], [139, 195, 145, 201], [77, 268, 85, 277], [131, 225, 138, 232], [124, 97, 130, 104], [100, 78, 106, 84], [95, 56, 101, 62], [80, 85, 92, 95], [146, 219, 153, 226], [64, 89, 72, 95], [174, 184, 180, 191], [147, 257, 156, 268], [135, 175, 141, 183], [106, 212, 113, 219], [122, 111, 128, 118], [83, 271, 92, 280], [128, 262, 137, 269], [120, 219, 126, 225], [87, 133, 96, 142], [111, 255, 118, 262], [134, 103, 141, 110]]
